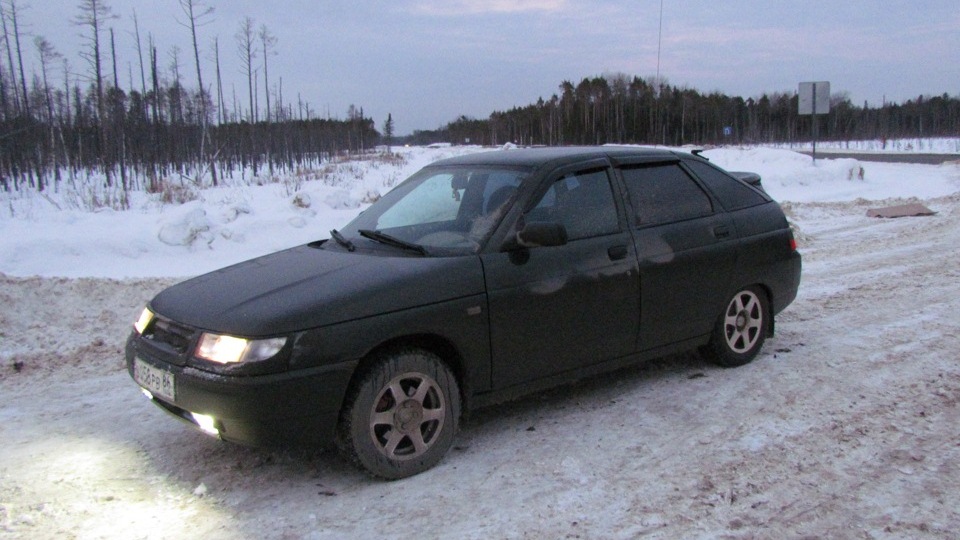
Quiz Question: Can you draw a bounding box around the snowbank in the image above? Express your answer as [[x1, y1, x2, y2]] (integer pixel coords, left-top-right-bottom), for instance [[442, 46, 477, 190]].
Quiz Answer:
[[702, 146, 960, 202], [0, 145, 957, 279]]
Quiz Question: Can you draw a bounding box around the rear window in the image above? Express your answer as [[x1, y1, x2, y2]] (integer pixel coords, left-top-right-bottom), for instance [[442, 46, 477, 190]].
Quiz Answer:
[[684, 160, 768, 211]]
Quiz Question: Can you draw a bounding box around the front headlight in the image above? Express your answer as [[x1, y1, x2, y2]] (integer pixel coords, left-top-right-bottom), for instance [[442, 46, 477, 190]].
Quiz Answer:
[[134, 307, 154, 335], [195, 333, 287, 364]]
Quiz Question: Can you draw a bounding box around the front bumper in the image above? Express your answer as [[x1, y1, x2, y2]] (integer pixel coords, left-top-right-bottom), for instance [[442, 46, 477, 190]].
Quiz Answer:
[[125, 333, 357, 448]]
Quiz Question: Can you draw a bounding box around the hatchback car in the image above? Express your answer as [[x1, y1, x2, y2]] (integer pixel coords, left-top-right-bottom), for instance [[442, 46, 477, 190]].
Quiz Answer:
[[127, 146, 801, 479]]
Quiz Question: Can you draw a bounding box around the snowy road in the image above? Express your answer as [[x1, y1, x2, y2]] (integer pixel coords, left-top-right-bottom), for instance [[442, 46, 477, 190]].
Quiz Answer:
[[2, 198, 960, 537], [797, 150, 960, 165]]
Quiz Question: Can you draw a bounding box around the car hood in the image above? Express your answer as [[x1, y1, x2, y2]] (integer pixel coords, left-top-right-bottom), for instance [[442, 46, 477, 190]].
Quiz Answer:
[[149, 243, 486, 336]]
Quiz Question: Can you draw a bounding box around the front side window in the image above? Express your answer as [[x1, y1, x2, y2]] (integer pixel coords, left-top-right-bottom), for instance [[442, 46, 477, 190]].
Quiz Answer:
[[526, 169, 620, 241], [620, 164, 713, 226]]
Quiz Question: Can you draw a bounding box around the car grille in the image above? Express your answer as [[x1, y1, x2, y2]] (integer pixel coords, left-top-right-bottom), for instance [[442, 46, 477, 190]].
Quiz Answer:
[[144, 316, 197, 356]]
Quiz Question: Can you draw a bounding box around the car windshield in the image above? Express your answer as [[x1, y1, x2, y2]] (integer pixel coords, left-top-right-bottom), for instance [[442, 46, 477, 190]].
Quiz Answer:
[[339, 165, 528, 255]]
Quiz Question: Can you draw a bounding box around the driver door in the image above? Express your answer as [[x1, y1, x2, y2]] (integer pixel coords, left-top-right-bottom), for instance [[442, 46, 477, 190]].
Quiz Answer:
[[481, 166, 640, 389]]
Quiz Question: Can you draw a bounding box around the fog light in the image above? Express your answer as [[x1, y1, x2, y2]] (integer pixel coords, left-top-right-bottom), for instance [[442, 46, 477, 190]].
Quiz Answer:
[[191, 412, 219, 436], [141, 388, 154, 400]]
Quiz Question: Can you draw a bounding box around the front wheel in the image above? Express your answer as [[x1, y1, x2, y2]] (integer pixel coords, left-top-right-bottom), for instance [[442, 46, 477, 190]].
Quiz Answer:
[[702, 286, 769, 367], [338, 349, 460, 479]]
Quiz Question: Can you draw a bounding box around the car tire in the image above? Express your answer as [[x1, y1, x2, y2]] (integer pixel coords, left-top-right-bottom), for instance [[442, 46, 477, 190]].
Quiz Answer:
[[338, 349, 460, 480], [703, 286, 769, 367]]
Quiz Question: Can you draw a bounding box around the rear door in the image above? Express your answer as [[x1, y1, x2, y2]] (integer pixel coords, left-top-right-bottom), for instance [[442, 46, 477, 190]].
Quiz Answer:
[[482, 164, 640, 388], [616, 161, 737, 349]]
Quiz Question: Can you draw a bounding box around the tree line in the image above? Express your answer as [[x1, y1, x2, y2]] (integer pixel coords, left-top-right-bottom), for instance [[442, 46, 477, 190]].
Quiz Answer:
[[0, 0, 378, 201], [405, 74, 960, 148], [3, 0, 959, 201]]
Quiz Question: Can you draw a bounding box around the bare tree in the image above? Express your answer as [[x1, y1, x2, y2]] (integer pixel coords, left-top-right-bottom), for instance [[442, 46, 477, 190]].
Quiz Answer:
[[74, 0, 114, 122], [258, 24, 276, 123], [74, 0, 116, 184], [234, 17, 256, 122], [35, 37, 59, 121], [109, 27, 118, 88], [1, 1, 23, 115], [256, 24, 277, 175], [35, 36, 62, 185], [6, 0, 28, 117], [108, 26, 129, 197], [0, 4, 11, 119], [177, 0, 213, 123], [131, 10, 146, 99], [177, 0, 216, 184], [168, 45, 183, 124], [60, 57, 76, 184], [212, 36, 224, 124], [148, 35, 158, 125]]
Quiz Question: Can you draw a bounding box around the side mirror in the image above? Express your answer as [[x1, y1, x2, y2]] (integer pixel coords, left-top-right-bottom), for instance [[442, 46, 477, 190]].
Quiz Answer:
[[516, 221, 568, 248], [451, 174, 469, 191]]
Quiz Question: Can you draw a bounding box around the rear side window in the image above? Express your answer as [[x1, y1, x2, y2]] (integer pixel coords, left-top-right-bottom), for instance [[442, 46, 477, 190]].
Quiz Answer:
[[620, 164, 713, 226], [684, 160, 767, 210]]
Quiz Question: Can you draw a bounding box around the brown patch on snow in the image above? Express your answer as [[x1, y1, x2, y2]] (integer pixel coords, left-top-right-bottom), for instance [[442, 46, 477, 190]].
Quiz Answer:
[[866, 203, 937, 218]]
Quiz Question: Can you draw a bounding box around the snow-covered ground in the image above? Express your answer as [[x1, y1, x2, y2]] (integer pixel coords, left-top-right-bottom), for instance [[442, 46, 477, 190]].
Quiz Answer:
[[2, 145, 960, 538]]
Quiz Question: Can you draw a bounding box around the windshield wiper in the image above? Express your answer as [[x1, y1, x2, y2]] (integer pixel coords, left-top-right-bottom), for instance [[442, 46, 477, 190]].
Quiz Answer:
[[358, 229, 428, 256], [329, 229, 356, 252]]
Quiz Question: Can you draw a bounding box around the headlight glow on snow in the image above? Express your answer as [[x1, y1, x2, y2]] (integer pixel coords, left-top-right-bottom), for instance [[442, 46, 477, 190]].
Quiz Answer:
[[195, 333, 287, 364]]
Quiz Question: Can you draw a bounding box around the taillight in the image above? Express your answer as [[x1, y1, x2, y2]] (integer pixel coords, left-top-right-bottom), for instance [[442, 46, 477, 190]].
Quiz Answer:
[[789, 237, 798, 251]]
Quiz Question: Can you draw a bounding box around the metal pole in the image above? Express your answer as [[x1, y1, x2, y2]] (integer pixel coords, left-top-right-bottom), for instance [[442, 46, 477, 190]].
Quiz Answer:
[[655, 0, 664, 145], [812, 83, 818, 162]]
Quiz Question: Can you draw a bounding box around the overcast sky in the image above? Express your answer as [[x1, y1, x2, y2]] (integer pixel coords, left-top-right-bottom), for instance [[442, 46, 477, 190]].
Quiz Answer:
[[11, 0, 959, 135]]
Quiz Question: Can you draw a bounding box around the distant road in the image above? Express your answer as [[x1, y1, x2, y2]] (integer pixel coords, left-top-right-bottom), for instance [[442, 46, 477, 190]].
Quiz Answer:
[[796, 150, 959, 165]]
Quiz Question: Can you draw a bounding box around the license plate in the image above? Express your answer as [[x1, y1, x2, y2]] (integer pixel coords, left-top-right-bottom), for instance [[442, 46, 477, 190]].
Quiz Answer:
[[133, 358, 176, 402]]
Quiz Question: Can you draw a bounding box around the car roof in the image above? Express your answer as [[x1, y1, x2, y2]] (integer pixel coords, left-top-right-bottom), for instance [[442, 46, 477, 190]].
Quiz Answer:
[[427, 146, 688, 170]]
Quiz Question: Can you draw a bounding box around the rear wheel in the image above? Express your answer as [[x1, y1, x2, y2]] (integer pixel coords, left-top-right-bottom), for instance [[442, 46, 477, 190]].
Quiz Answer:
[[338, 349, 460, 479], [703, 286, 769, 367]]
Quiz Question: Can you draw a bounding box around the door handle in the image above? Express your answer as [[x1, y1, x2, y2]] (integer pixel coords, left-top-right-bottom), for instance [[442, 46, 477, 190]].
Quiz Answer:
[[713, 226, 731, 239], [607, 245, 628, 260]]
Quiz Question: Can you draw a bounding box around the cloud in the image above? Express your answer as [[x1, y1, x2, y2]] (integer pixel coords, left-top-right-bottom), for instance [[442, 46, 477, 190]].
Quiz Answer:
[[412, 0, 568, 16]]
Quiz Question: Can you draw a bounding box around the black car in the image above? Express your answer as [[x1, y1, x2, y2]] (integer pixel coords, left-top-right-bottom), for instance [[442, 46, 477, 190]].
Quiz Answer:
[[127, 146, 801, 479]]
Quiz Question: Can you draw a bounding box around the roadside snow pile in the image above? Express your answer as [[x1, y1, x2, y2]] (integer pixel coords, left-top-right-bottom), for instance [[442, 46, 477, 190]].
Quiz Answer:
[[704, 147, 960, 202], [705, 147, 864, 192], [157, 206, 214, 247]]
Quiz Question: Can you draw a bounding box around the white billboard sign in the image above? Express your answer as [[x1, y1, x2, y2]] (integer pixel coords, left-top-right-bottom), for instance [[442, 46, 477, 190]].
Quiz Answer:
[[798, 81, 830, 115]]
